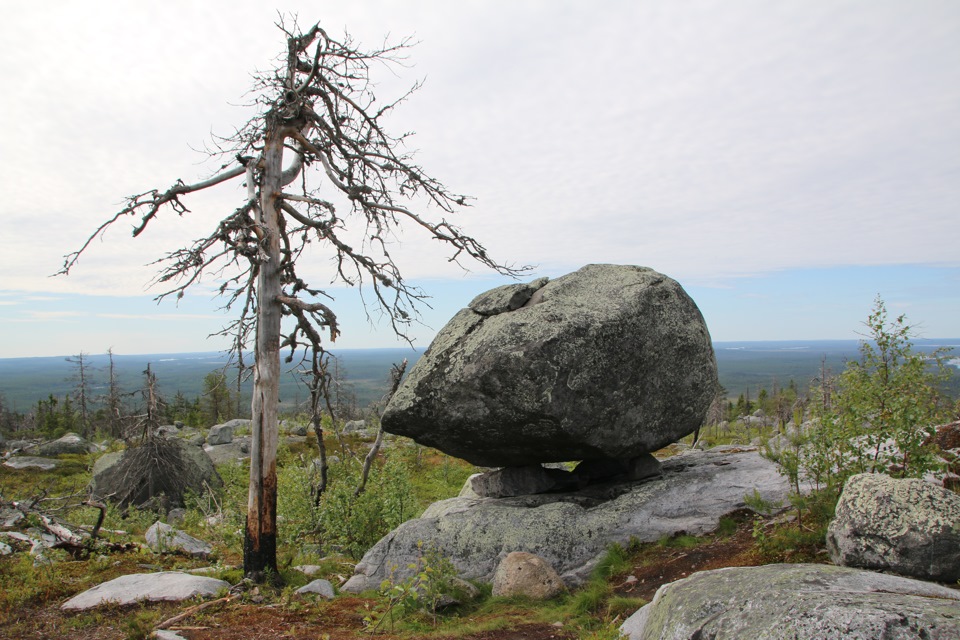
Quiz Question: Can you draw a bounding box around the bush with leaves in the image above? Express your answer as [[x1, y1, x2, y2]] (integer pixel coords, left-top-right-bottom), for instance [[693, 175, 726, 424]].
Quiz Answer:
[[763, 297, 953, 532]]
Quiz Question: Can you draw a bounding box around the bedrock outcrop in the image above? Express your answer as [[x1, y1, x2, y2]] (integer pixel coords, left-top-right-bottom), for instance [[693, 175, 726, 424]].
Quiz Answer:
[[382, 264, 718, 466], [342, 447, 788, 592], [619, 563, 960, 640]]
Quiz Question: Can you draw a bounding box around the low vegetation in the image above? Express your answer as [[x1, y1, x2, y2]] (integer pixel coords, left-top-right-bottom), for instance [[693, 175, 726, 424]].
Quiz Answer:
[[1, 298, 957, 638]]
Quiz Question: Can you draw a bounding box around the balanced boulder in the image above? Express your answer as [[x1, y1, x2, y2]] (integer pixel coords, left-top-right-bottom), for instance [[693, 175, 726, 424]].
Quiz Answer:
[[826, 473, 960, 583], [383, 264, 718, 466]]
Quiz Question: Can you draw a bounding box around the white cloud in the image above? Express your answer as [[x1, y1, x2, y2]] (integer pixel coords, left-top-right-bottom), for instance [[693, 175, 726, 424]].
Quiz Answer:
[[0, 0, 958, 354]]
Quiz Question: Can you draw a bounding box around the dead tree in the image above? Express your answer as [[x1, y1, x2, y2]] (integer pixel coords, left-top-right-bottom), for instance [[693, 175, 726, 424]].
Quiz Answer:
[[59, 19, 527, 581]]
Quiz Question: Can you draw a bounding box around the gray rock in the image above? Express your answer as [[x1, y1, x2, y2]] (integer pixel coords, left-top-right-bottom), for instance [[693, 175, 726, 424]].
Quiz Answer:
[[290, 423, 308, 437], [145, 522, 213, 559], [215, 418, 252, 432], [203, 437, 251, 465], [470, 466, 558, 498], [342, 449, 790, 592], [155, 425, 179, 438], [295, 579, 335, 599], [61, 571, 229, 610], [343, 420, 369, 436], [6, 439, 38, 452], [3, 456, 58, 471], [0, 541, 12, 556], [189, 434, 206, 447], [153, 630, 189, 640], [491, 552, 565, 599], [207, 423, 233, 446], [1, 508, 25, 528], [293, 564, 325, 577], [826, 473, 960, 583], [91, 438, 222, 507], [382, 265, 718, 466], [37, 432, 93, 456], [619, 563, 960, 640]]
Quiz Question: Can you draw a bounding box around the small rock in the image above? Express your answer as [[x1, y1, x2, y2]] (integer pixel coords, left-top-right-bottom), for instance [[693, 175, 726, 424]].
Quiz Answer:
[[491, 552, 565, 599], [294, 564, 325, 577], [146, 522, 213, 559], [295, 579, 335, 599], [207, 424, 233, 446]]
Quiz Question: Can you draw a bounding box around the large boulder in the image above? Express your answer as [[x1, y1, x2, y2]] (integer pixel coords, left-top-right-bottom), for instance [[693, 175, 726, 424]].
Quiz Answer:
[[342, 448, 789, 592], [619, 563, 960, 640], [37, 432, 94, 456], [90, 438, 222, 508], [826, 473, 960, 583], [382, 264, 717, 466]]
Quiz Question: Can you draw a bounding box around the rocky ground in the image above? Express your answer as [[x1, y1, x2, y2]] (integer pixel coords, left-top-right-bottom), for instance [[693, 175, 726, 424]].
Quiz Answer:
[[0, 510, 805, 640]]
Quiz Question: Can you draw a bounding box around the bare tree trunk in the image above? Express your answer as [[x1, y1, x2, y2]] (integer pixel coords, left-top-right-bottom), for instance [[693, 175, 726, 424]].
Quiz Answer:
[[244, 118, 284, 581]]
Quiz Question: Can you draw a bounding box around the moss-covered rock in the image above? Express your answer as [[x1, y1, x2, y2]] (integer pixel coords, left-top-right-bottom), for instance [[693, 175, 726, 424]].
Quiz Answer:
[[826, 472, 960, 582], [620, 563, 960, 640]]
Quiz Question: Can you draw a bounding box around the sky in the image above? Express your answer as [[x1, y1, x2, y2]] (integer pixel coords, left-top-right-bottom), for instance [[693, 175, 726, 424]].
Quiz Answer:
[[0, 0, 958, 358]]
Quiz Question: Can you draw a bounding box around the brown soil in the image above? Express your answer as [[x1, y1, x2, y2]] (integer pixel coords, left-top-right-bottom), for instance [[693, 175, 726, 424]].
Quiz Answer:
[[613, 508, 764, 603]]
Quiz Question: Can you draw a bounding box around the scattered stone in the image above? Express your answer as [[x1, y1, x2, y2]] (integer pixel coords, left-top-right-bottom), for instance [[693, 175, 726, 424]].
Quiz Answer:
[[3, 456, 58, 471], [166, 508, 187, 526], [619, 563, 960, 640], [343, 420, 369, 437], [826, 473, 960, 583], [146, 522, 214, 559], [343, 449, 790, 592], [6, 439, 38, 453], [207, 423, 234, 446], [0, 508, 24, 528], [37, 432, 93, 456], [0, 541, 11, 555], [382, 265, 718, 467], [203, 437, 251, 465], [294, 565, 325, 577], [155, 425, 179, 438], [288, 423, 308, 437], [295, 579, 335, 599], [189, 434, 206, 447], [492, 552, 565, 599], [153, 630, 189, 640], [61, 571, 229, 610]]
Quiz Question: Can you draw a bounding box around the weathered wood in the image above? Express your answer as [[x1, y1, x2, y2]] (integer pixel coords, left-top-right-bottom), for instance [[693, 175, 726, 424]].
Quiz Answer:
[[244, 115, 285, 580]]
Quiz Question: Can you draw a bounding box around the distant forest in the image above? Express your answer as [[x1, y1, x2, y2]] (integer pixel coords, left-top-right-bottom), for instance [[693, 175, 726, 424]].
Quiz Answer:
[[1, 340, 957, 436]]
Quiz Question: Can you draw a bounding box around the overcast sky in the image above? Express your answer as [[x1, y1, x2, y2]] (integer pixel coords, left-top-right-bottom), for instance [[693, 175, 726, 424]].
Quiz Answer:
[[1, 0, 958, 358]]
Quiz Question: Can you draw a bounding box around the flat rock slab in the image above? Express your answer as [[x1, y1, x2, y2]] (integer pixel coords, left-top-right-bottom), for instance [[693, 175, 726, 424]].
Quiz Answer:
[[620, 563, 960, 640], [3, 456, 58, 470], [61, 572, 229, 610], [343, 448, 790, 592]]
